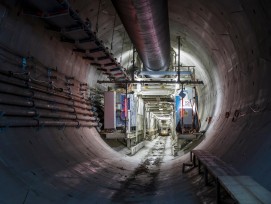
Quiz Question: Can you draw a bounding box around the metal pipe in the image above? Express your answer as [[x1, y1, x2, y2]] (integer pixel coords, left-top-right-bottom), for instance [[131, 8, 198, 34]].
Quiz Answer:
[[139, 71, 192, 76], [132, 46, 135, 81], [97, 80, 204, 85], [0, 82, 92, 110], [0, 108, 36, 117], [0, 75, 82, 103], [0, 82, 32, 97], [125, 83, 128, 133], [181, 83, 184, 131], [172, 49, 177, 69], [0, 94, 33, 107], [0, 71, 89, 104], [177, 36, 181, 82], [0, 105, 97, 117], [112, 0, 171, 72], [4, 97, 75, 112], [0, 119, 98, 127], [0, 107, 98, 121], [0, 77, 94, 109], [0, 93, 96, 116]]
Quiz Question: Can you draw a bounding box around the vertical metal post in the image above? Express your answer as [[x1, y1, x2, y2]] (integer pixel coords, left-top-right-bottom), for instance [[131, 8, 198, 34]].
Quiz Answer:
[[120, 32, 126, 64], [216, 178, 221, 203], [96, 0, 102, 34], [110, 13, 117, 51], [172, 105, 176, 141], [132, 46, 135, 82], [204, 166, 208, 186], [174, 52, 177, 69], [143, 102, 146, 139], [193, 67, 195, 81], [198, 161, 201, 174], [128, 109, 131, 133], [194, 86, 198, 112], [178, 36, 184, 132], [181, 83, 184, 131], [193, 154, 196, 166], [125, 82, 128, 133], [177, 36, 181, 83]]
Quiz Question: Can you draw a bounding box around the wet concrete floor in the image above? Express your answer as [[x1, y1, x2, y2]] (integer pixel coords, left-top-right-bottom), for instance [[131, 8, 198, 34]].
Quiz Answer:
[[111, 136, 202, 203]]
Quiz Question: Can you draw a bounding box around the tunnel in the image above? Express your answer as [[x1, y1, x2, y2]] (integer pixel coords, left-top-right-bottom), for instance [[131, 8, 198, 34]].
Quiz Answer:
[[0, 0, 271, 203]]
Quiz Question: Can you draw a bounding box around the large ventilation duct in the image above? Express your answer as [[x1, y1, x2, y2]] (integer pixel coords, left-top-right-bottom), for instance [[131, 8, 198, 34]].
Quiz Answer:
[[112, 0, 171, 72]]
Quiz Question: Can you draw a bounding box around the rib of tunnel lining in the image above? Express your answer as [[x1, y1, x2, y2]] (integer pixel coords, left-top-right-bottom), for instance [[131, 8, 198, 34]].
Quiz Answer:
[[0, 0, 271, 203]]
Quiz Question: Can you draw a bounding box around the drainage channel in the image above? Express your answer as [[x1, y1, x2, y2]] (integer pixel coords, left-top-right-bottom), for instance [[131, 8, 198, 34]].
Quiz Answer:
[[111, 136, 167, 203]]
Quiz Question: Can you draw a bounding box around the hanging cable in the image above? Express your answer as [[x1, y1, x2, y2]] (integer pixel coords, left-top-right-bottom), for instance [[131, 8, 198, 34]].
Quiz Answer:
[[110, 12, 117, 52], [127, 43, 133, 68], [120, 31, 126, 64], [95, 0, 102, 34]]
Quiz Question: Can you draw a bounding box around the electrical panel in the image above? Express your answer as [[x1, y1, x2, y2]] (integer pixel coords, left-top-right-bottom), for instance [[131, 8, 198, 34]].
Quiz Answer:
[[115, 93, 137, 130], [104, 91, 138, 131], [129, 94, 137, 128]]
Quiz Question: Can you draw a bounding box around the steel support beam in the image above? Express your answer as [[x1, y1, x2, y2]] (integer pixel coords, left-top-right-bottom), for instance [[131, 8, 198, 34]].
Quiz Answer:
[[177, 36, 181, 82], [138, 71, 192, 76], [97, 80, 204, 85]]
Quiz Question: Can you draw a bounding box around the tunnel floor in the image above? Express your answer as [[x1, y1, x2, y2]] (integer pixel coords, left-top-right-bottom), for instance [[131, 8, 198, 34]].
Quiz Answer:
[[108, 136, 201, 203], [108, 136, 235, 203]]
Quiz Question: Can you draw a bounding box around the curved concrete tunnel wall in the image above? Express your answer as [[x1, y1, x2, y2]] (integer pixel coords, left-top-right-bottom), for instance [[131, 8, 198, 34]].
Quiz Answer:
[[180, 1, 271, 190], [1, 0, 271, 203], [0, 3, 140, 203], [168, 1, 271, 191]]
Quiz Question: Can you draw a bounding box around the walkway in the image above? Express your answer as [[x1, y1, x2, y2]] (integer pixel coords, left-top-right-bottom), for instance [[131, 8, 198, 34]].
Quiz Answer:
[[111, 136, 201, 203]]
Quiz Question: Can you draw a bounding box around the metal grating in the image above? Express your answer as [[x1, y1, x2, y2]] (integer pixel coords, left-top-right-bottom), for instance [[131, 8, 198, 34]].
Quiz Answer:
[[22, 0, 129, 81]]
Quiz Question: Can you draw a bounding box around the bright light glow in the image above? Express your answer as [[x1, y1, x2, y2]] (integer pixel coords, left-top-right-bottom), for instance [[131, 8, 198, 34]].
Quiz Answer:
[[172, 48, 208, 84], [115, 49, 133, 68], [137, 83, 141, 92], [157, 116, 171, 120]]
